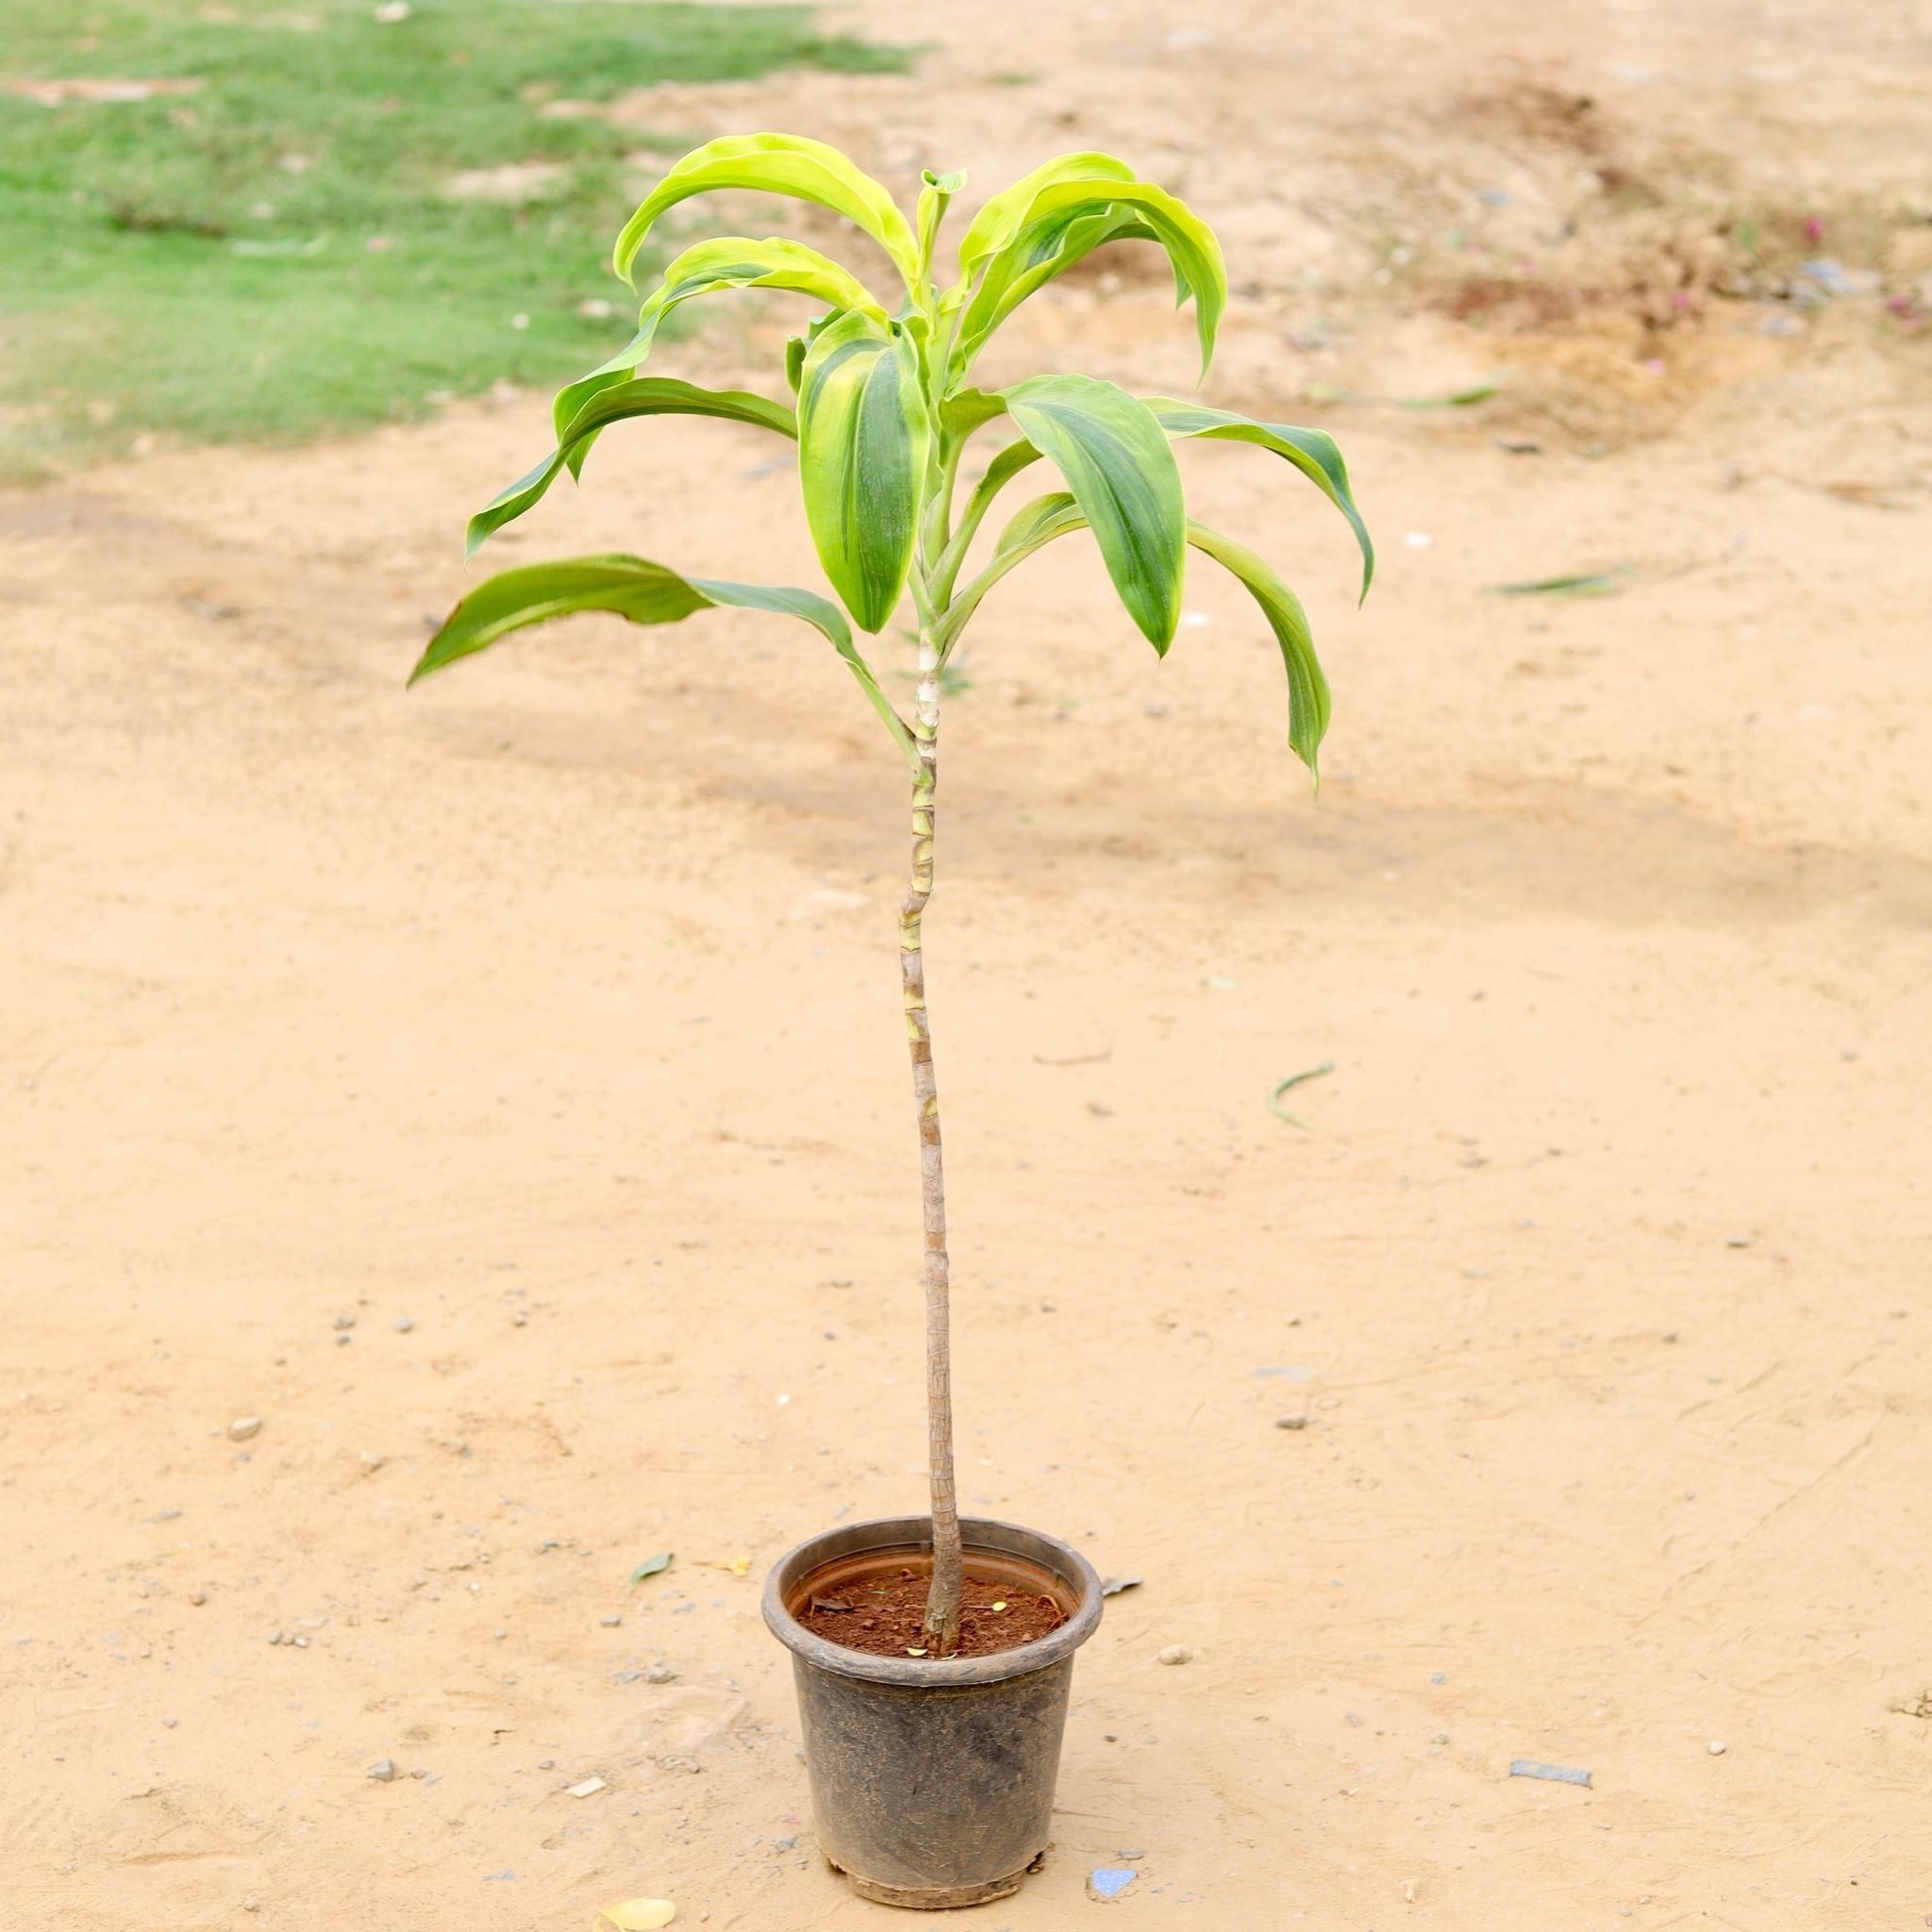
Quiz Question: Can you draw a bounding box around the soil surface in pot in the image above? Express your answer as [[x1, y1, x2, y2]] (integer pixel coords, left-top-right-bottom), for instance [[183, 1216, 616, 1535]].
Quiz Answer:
[[791, 1549, 1072, 1660]]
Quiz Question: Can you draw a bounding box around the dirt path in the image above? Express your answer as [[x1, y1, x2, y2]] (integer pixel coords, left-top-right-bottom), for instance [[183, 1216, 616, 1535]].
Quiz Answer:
[[4, 2, 1929, 1925]]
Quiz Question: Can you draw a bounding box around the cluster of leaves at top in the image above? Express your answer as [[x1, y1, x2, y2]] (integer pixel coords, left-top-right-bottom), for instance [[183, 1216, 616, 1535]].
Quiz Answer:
[[408, 133, 1372, 777]]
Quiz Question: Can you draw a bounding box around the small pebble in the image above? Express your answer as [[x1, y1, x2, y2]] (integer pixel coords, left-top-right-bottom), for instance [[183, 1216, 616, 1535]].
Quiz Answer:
[[1430, 1671, 1446, 1684], [645, 1662, 677, 1685], [511, 1311, 528, 1327], [368, 1757, 399, 1782], [393, 1315, 415, 1333], [566, 1776, 608, 1798], [1156, 1644, 1193, 1666], [227, 1417, 262, 1441], [267, 1629, 283, 1645], [336, 1333, 351, 1346], [538, 1757, 555, 1770], [189, 1591, 208, 1607], [1724, 1233, 1752, 1249], [1707, 1739, 1726, 1756], [333, 1314, 356, 1331], [161, 1716, 177, 1728], [1274, 1414, 1310, 1430], [601, 1615, 622, 1628]]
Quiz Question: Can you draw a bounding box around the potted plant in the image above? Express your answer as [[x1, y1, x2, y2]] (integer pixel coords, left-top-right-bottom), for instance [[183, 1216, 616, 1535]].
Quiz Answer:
[[409, 133, 1372, 1909]]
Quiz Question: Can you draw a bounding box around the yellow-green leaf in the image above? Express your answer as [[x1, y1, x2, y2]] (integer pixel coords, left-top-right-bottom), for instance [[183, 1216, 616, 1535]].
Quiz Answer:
[[467, 379, 795, 557], [612, 134, 919, 294], [954, 151, 1137, 273], [1188, 521, 1331, 778], [939, 503, 1333, 778], [916, 166, 965, 278], [797, 312, 932, 634], [1145, 398, 1374, 600], [933, 490, 1086, 653], [952, 155, 1225, 376], [932, 431, 1041, 602], [947, 207, 1158, 382], [1002, 375, 1184, 649], [550, 237, 880, 455], [408, 557, 918, 773]]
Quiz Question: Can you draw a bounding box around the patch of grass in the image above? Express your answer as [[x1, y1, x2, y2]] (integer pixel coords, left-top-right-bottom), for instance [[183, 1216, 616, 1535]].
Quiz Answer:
[[0, 0, 910, 477]]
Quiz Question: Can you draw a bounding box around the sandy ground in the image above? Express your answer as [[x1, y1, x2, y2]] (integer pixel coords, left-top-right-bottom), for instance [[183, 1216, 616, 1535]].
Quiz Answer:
[[5, 1, 1932, 1926]]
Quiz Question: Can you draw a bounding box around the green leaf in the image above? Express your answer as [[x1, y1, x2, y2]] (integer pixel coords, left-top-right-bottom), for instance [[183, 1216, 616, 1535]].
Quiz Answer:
[[467, 379, 795, 557], [947, 206, 1159, 381], [1187, 521, 1330, 778], [628, 1553, 673, 1588], [933, 490, 1086, 654], [939, 502, 1332, 779], [407, 555, 917, 771], [916, 166, 965, 279], [932, 431, 1042, 601], [708, 580, 921, 771], [1144, 398, 1374, 601], [954, 151, 1136, 271], [936, 388, 1010, 439], [797, 311, 932, 634], [612, 134, 921, 294], [1002, 375, 1185, 649], [952, 155, 1226, 376], [551, 236, 881, 456]]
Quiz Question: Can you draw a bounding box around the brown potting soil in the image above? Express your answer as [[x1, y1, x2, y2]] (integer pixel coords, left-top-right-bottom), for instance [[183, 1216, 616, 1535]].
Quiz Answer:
[[795, 1563, 1068, 1660]]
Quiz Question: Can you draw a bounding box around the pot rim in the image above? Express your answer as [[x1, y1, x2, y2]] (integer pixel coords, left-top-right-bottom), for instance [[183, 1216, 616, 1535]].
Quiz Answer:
[[761, 1513, 1103, 1688]]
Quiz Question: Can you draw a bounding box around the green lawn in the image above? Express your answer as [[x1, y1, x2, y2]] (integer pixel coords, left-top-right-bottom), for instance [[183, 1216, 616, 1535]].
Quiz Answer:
[[0, 0, 908, 477]]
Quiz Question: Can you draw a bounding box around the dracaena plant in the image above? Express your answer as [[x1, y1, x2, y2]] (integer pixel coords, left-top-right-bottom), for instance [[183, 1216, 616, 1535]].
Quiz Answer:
[[409, 134, 1373, 1655]]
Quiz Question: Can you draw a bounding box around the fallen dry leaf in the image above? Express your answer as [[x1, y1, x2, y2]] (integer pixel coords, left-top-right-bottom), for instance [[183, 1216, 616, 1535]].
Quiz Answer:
[[594, 1902, 675, 1932]]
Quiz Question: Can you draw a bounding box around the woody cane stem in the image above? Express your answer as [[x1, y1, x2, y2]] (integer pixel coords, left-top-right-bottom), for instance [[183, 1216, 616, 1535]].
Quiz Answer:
[[903, 627, 961, 1653]]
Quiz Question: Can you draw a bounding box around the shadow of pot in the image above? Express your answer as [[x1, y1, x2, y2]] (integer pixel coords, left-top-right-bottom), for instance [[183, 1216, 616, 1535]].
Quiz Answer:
[[762, 1514, 1104, 1908]]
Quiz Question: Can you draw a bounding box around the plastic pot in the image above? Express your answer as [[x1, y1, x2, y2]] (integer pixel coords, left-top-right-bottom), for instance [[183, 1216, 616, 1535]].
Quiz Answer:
[[762, 1514, 1104, 1908]]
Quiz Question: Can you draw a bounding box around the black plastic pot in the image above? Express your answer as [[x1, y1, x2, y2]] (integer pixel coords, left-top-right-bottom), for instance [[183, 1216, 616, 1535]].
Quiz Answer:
[[762, 1514, 1104, 1908]]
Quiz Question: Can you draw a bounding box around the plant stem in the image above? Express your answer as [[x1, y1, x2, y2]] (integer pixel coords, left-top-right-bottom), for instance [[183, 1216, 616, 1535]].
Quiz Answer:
[[904, 627, 962, 1653]]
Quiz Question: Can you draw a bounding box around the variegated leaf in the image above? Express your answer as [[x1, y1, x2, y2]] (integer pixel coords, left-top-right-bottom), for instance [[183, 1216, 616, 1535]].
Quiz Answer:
[[797, 312, 932, 633]]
